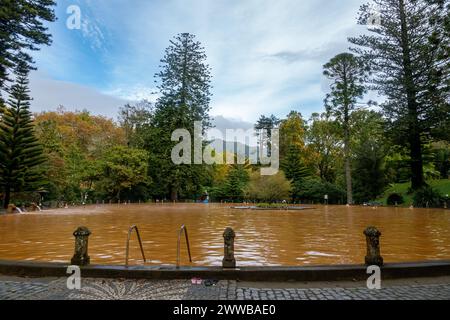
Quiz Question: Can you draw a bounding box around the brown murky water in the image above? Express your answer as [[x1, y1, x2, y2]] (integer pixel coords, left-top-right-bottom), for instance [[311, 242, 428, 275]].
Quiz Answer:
[[0, 204, 449, 266]]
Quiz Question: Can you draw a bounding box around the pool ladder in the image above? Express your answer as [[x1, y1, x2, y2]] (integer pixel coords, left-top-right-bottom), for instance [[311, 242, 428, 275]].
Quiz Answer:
[[177, 224, 192, 268], [125, 225, 146, 266], [124, 224, 192, 268]]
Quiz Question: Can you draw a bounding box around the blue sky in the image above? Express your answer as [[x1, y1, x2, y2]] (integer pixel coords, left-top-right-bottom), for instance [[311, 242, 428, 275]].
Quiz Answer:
[[29, 0, 378, 125]]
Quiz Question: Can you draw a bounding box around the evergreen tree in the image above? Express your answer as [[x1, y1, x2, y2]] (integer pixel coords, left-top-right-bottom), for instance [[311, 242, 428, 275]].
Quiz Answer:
[[351, 110, 388, 203], [349, 0, 449, 190], [426, 0, 450, 142], [149, 33, 213, 201], [223, 165, 249, 202], [282, 145, 311, 202], [279, 110, 306, 161], [0, 61, 46, 208], [0, 0, 56, 93], [323, 53, 369, 204], [254, 114, 281, 157], [155, 33, 212, 130]]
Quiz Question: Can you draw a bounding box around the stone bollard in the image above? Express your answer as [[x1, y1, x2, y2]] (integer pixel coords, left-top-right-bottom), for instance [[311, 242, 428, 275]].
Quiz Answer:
[[222, 227, 236, 268], [364, 226, 383, 266], [71, 226, 91, 266]]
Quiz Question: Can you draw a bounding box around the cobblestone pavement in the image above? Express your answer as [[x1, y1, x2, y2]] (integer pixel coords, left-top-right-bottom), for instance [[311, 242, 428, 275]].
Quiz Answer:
[[0, 277, 449, 300], [233, 284, 450, 300]]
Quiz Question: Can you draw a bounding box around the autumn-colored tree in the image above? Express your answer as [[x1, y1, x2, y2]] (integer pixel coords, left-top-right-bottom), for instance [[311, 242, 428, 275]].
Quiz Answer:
[[34, 109, 127, 203]]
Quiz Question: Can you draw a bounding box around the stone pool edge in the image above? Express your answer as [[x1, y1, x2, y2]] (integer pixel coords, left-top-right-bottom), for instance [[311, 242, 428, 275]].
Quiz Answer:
[[0, 259, 449, 282]]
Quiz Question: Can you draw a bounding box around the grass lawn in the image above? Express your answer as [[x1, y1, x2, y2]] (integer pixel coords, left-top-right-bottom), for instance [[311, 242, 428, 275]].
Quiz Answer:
[[377, 179, 450, 206]]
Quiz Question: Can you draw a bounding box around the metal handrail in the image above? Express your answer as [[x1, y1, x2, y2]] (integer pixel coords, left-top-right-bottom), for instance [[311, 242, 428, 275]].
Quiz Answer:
[[176, 224, 192, 268], [125, 225, 147, 266]]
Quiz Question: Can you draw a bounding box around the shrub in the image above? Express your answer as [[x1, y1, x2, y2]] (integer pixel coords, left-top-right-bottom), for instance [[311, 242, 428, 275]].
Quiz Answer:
[[245, 172, 291, 203], [412, 186, 443, 208], [294, 179, 346, 204]]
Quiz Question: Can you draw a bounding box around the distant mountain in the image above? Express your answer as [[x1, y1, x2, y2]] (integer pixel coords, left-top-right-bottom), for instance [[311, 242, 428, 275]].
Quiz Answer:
[[205, 139, 259, 159]]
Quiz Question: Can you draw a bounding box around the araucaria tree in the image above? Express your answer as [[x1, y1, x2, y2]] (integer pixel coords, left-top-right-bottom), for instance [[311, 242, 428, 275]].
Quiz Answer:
[[0, 62, 46, 208], [0, 0, 56, 97], [323, 53, 368, 204], [150, 33, 213, 201], [349, 0, 450, 190], [155, 33, 212, 130], [255, 115, 281, 157]]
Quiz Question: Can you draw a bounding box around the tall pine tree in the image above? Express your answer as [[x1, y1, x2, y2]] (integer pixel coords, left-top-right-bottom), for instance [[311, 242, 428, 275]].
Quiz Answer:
[[349, 0, 449, 190], [323, 53, 369, 204], [0, 0, 56, 94], [155, 33, 212, 130], [149, 33, 213, 201], [254, 114, 281, 158], [281, 145, 311, 202], [0, 60, 46, 208], [223, 165, 249, 202]]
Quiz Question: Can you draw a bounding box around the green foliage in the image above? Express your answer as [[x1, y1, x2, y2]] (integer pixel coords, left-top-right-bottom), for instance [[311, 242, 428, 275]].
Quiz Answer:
[[0, 61, 46, 208], [145, 33, 213, 201], [351, 110, 388, 203], [282, 145, 311, 201], [279, 111, 306, 159], [432, 142, 450, 179], [377, 179, 450, 206], [0, 0, 56, 91], [118, 101, 153, 148], [98, 146, 149, 201], [323, 52, 369, 204], [245, 172, 291, 203], [33, 109, 126, 204], [349, 0, 449, 190], [306, 113, 342, 183], [413, 186, 443, 208], [294, 179, 346, 204], [385, 147, 412, 183], [352, 140, 387, 203], [255, 114, 281, 157], [323, 53, 368, 116], [214, 165, 249, 202], [282, 146, 310, 181], [156, 33, 212, 130]]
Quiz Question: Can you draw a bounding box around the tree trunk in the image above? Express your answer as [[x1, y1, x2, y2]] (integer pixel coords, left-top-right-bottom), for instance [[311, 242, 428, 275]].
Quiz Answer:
[[409, 114, 425, 189], [344, 127, 353, 205], [343, 83, 353, 205], [399, 0, 425, 190], [3, 186, 10, 209], [116, 189, 121, 203], [170, 188, 178, 202]]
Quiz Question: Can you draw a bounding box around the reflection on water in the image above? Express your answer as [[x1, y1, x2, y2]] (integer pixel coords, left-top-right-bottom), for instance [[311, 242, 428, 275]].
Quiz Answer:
[[0, 204, 449, 266]]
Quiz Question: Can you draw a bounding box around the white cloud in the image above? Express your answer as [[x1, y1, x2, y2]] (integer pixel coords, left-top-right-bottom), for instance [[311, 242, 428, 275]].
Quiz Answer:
[[81, 17, 105, 51], [28, 71, 128, 116], [104, 85, 160, 103]]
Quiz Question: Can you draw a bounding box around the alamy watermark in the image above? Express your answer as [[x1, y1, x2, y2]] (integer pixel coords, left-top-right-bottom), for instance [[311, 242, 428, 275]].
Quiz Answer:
[[171, 122, 279, 175], [366, 4, 382, 27], [66, 265, 81, 290], [366, 265, 381, 290], [66, 5, 81, 30]]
